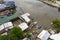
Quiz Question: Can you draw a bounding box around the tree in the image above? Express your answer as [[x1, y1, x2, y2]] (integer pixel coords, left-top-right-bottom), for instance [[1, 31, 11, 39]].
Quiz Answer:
[[0, 35, 8, 40], [8, 34, 19, 40], [9, 27, 24, 39], [25, 33, 31, 38], [0, 26, 25, 40], [52, 19, 60, 32]]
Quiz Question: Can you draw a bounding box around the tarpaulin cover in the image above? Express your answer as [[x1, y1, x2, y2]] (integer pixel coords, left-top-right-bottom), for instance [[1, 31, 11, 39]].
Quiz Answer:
[[4, 1, 15, 5], [0, 4, 6, 10]]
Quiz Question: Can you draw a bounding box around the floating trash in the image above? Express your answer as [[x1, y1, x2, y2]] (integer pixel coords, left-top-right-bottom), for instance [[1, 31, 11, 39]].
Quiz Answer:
[[36, 24, 42, 29]]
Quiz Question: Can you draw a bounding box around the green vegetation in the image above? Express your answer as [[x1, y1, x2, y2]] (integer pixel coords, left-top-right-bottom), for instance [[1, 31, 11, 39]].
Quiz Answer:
[[0, 26, 24, 40], [0, 26, 31, 40], [8, 34, 19, 40], [25, 33, 31, 38], [9, 27, 24, 39], [0, 35, 8, 40], [52, 19, 60, 32]]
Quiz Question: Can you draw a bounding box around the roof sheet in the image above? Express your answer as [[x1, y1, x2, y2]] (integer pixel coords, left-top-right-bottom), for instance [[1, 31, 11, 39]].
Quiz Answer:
[[50, 33, 60, 40], [0, 4, 6, 10], [4, 1, 15, 5], [0, 22, 13, 31], [0, 25, 4, 31], [4, 22, 13, 28], [37, 30, 50, 40], [19, 22, 28, 31], [21, 14, 31, 23], [23, 13, 30, 16], [0, 12, 19, 24]]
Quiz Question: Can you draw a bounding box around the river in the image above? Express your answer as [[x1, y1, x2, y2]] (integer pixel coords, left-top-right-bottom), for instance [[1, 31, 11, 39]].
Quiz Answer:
[[14, 0, 60, 29]]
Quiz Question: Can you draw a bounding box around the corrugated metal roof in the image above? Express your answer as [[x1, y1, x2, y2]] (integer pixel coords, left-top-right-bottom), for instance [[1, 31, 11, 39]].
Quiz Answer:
[[18, 22, 29, 31], [37, 30, 50, 40], [0, 12, 19, 24]]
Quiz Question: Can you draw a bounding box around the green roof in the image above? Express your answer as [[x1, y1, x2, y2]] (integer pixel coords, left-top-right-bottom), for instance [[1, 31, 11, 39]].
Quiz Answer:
[[0, 12, 19, 24]]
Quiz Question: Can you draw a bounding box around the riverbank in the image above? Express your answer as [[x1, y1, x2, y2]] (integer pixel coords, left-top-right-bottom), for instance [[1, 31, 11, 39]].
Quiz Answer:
[[40, 0, 60, 8]]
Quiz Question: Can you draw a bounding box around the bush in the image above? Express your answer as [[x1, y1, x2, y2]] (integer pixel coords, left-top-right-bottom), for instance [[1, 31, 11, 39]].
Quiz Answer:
[[9, 27, 24, 39], [52, 19, 60, 32], [0, 26, 25, 40], [0, 35, 8, 40], [25, 33, 31, 38], [8, 34, 19, 40]]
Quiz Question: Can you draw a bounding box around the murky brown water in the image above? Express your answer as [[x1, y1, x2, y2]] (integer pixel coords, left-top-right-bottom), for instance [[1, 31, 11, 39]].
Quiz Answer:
[[14, 0, 60, 29]]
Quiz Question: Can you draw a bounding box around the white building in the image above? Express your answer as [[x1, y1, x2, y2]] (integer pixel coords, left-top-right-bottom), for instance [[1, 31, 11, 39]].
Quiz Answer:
[[0, 22, 13, 31], [23, 13, 30, 17], [50, 33, 60, 40], [0, 25, 4, 31], [19, 13, 31, 23], [0, 22, 13, 34], [4, 22, 13, 29], [18, 22, 29, 31], [37, 30, 50, 40]]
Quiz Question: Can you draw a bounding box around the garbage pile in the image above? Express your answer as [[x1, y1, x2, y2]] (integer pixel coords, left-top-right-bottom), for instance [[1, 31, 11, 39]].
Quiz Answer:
[[0, 0, 16, 16]]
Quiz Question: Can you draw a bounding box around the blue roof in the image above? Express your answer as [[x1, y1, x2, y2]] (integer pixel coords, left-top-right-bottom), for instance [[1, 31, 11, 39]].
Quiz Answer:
[[4, 1, 15, 5], [0, 4, 6, 10], [7, 0, 14, 1]]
